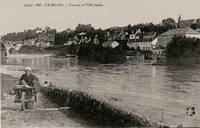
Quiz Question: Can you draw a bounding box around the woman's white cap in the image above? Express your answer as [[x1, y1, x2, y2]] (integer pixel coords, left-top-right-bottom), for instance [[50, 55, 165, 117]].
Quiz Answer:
[[25, 67, 31, 72]]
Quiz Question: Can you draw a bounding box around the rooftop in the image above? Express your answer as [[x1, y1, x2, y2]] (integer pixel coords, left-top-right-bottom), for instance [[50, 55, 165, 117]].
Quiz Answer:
[[153, 45, 165, 50], [103, 41, 119, 45], [181, 19, 196, 27], [160, 28, 200, 36]]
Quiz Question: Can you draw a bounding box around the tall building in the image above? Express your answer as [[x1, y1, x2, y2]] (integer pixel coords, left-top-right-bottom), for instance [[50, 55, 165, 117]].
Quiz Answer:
[[157, 27, 200, 48], [177, 15, 200, 29]]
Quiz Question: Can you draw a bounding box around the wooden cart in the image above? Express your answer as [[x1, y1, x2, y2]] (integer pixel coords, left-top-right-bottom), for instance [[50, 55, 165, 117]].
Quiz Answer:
[[13, 85, 37, 111]]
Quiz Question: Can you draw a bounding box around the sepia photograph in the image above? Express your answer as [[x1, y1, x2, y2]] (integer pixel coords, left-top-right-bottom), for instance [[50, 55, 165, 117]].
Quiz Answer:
[[1, 0, 200, 127]]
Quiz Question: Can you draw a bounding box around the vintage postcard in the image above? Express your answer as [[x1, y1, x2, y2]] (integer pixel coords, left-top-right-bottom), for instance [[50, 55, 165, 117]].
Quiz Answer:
[[1, 0, 200, 127]]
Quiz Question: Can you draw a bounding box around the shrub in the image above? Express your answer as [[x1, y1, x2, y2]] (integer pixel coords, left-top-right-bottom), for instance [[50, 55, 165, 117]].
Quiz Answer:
[[77, 43, 126, 64], [17, 45, 46, 54], [166, 36, 200, 65], [41, 87, 163, 127]]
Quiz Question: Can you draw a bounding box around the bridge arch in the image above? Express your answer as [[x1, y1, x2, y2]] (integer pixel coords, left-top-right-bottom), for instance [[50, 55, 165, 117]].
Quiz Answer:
[[4, 44, 23, 56], [8, 48, 16, 54]]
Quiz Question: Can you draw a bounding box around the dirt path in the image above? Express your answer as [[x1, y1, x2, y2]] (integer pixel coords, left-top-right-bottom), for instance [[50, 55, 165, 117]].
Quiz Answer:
[[1, 73, 98, 128]]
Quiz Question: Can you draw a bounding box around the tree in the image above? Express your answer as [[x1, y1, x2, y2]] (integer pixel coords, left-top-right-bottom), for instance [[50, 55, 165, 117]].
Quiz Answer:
[[166, 36, 200, 65], [161, 17, 176, 30], [69, 43, 77, 56], [162, 18, 175, 25]]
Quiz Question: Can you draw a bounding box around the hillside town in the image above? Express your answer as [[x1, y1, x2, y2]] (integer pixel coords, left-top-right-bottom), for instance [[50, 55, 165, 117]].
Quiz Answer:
[[1, 15, 200, 59]]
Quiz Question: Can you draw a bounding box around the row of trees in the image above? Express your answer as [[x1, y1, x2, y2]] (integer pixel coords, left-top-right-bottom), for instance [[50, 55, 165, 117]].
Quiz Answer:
[[166, 36, 200, 65], [77, 43, 126, 64], [2, 29, 41, 41]]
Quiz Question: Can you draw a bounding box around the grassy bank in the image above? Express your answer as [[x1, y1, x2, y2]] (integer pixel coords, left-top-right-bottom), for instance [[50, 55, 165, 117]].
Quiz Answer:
[[1, 73, 18, 100], [41, 87, 165, 127]]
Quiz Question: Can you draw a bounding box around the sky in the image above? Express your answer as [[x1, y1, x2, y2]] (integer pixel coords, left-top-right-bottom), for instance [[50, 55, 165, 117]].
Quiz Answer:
[[0, 0, 200, 36]]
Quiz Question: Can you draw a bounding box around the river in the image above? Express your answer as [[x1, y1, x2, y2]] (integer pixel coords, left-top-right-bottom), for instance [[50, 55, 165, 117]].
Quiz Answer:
[[1, 54, 200, 127]]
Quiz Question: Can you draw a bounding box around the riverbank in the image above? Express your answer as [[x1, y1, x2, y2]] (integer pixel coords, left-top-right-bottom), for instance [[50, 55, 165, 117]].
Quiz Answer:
[[1, 73, 101, 127]]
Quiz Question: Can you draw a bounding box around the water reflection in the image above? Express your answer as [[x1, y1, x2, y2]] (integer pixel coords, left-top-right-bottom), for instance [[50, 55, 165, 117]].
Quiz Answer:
[[0, 57, 7, 65], [5, 56, 78, 68]]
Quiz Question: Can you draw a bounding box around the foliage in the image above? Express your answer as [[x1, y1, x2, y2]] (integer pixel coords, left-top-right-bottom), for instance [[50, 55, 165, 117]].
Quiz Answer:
[[17, 45, 46, 54], [166, 36, 200, 65], [191, 23, 200, 30], [1, 42, 7, 57], [69, 43, 78, 56], [77, 43, 126, 64], [54, 31, 75, 45], [162, 17, 176, 25], [2, 29, 41, 41], [41, 87, 163, 127]]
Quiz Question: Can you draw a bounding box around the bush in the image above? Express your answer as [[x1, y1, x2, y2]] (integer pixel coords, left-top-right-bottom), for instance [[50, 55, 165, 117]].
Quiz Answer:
[[77, 43, 126, 64], [17, 45, 46, 54], [41, 87, 163, 127], [166, 36, 200, 65]]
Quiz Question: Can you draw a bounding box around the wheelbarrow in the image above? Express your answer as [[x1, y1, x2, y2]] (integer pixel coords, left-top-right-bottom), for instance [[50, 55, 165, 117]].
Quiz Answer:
[[13, 85, 37, 111]]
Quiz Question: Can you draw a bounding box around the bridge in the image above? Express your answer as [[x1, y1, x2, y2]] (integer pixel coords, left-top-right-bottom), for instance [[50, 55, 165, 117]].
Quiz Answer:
[[3, 42, 23, 55]]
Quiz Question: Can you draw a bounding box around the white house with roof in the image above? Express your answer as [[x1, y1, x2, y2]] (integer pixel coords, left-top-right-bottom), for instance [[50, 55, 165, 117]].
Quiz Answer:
[[157, 27, 200, 48], [127, 29, 156, 51], [152, 27, 200, 57], [102, 41, 119, 48]]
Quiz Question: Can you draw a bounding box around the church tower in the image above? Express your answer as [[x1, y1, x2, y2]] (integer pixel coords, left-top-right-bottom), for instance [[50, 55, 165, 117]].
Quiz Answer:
[[178, 15, 182, 23]]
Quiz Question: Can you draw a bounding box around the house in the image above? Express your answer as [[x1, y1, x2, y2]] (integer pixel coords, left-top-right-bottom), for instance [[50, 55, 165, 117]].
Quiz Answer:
[[64, 38, 78, 45], [152, 45, 166, 60], [3, 40, 15, 47], [64, 28, 73, 33], [106, 26, 129, 41], [157, 27, 200, 48], [23, 39, 35, 45], [36, 28, 43, 33], [127, 29, 156, 51], [43, 26, 56, 45], [152, 45, 165, 55], [107, 31, 129, 41], [34, 27, 56, 46], [102, 41, 119, 48], [151, 37, 157, 49], [35, 38, 50, 47], [177, 15, 200, 29], [93, 35, 99, 44]]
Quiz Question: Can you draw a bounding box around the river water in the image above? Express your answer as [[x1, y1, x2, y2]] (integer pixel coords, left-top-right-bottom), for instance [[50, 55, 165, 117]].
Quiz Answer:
[[1, 54, 200, 126]]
